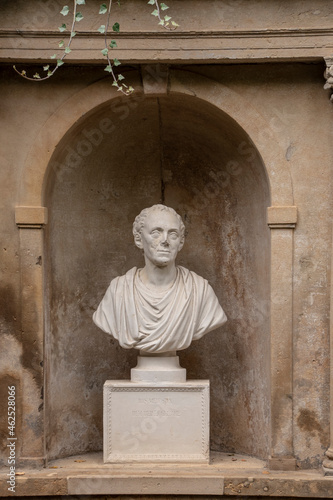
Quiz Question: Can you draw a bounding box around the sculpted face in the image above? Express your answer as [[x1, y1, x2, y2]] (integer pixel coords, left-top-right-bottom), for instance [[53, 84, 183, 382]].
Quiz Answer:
[[136, 210, 184, 267]]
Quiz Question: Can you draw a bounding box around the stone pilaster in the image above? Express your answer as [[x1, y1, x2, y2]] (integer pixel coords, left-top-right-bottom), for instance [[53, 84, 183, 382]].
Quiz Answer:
[[323, 57, 333, 473], [267, 206, 297, 471], [15, 206, 47, 467], [323, 210, 333, 474]]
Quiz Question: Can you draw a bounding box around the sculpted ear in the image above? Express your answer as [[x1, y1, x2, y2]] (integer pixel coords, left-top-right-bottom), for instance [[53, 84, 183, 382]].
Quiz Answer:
[[134, 234, 143, 249], [178, 239, 184, 252]]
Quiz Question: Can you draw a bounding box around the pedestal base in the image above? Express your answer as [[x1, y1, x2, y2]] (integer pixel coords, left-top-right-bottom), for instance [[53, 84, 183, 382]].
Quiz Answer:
[[103, 380, 209, 463], [131, 355, 186, 383]]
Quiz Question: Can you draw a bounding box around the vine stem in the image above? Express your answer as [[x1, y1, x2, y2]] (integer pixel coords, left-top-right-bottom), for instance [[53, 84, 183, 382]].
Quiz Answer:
[[104, 0, 118, 86], [13, 0, 178, 87], [103, 0, 132, 95], [14, 0, 78, 82], [153, 0, 177, 31]]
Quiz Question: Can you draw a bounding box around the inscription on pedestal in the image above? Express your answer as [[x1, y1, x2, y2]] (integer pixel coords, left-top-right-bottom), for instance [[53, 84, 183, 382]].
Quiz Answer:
[[103, 381, 209, 463]]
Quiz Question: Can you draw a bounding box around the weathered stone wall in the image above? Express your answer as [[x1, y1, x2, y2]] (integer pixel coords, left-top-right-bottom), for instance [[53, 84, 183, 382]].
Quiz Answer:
[[1, 61, 332, 470], [1, 0, 333, 476]]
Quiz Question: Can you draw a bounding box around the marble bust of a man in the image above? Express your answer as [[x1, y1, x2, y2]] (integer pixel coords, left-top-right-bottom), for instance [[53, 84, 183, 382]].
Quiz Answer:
[[93, 204, 227, 353]]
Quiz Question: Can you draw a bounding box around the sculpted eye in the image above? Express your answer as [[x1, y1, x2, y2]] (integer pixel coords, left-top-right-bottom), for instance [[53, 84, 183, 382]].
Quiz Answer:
[[169, 231, 179, 239], [151, 229, 160, 237]]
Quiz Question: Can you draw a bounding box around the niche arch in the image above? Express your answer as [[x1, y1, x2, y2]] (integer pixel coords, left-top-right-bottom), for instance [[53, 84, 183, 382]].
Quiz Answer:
[[18, 70, 293, 207], [16, 69, 295, 465]]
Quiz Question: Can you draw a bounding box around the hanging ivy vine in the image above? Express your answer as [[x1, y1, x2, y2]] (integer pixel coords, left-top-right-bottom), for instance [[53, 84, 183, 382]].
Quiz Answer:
[[13, 0, 178, 95]]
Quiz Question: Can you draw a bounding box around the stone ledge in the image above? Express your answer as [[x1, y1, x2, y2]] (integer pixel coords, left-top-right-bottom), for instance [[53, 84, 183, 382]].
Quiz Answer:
[[1, 470, 332, 497], [68, 475, 224, 495], [0, 452, 332, 498]]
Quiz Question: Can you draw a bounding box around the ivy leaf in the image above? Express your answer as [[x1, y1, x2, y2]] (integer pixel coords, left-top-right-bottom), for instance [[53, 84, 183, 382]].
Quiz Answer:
[[57, 59, 64, 66], [33, 73, 41, 79], [47, 70, 53, 76], [164, 14, 171, 21], [113, 58, 121, 66], [99, 3, 107, 14], [75, 12, 84, 21], [71, 31, 77, 37], [128, 86, 134, 92], [59, 40, 64, 47], [65, 46, 71, 54], [109, 40, 117, 48], [58, 24, 67, 32], [112, 22, 120, 32], [21, 70, 26, 76], [60, 5, 69, 15], [98, 25, 106, 33], [50, 54, 57, 59], [151, 9, 159, 16], [160, 3, 169, 9], [171, 20, 179, 26], [112, 80, 118, 86], [43, 65, 50, 71], [104, 65, 112, 72], [76, 0, 86, 4], [101, 48, 108, 56], [117, 86, 123, 91], [147, 0, 155, 4], [158, 19, 165, 25], [118, 74, 125, 81]]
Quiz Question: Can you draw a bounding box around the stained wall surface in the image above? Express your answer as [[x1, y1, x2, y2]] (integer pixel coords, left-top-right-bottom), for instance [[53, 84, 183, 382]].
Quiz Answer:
[[45, 93, 270, 459], [0, 60, 332, 469]]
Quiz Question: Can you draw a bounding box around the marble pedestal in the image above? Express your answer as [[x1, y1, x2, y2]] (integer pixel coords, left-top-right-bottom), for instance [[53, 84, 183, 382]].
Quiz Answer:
[[103, 355, 209, 463]]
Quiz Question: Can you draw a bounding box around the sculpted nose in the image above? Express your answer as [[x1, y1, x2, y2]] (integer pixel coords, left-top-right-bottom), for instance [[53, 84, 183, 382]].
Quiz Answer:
[[161, 231, 169, 245]]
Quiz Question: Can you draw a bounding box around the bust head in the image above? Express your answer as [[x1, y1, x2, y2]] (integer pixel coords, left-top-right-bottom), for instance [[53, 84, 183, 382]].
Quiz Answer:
[[93, 204, 227, 353], [133, 205, 185, 268]]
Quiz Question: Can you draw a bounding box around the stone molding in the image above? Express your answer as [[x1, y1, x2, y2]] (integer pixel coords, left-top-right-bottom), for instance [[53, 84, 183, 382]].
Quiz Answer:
[[15, 206, 48, 229], [324, 57, 333, 102], [2, 28, 333, 63], [267, 206, 297, 229]]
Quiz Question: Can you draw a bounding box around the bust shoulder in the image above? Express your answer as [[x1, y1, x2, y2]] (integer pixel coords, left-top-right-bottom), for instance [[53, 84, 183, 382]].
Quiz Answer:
[[108, 267, 137, 292], [177, 266, 208, 286]]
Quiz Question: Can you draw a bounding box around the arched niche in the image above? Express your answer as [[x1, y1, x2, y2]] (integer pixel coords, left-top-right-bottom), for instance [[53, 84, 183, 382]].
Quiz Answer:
[[43, 89, 271, 460]]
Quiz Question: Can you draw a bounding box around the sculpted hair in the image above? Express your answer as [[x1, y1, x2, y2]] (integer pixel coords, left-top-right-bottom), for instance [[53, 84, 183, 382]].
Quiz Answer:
[[133, 205, 185, 243]]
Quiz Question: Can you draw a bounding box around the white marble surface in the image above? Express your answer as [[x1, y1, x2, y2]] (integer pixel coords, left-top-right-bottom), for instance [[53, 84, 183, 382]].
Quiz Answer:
[[104, 379, 209, 463], [131, 355, 186, 383], [93, 205, 227, 353]]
